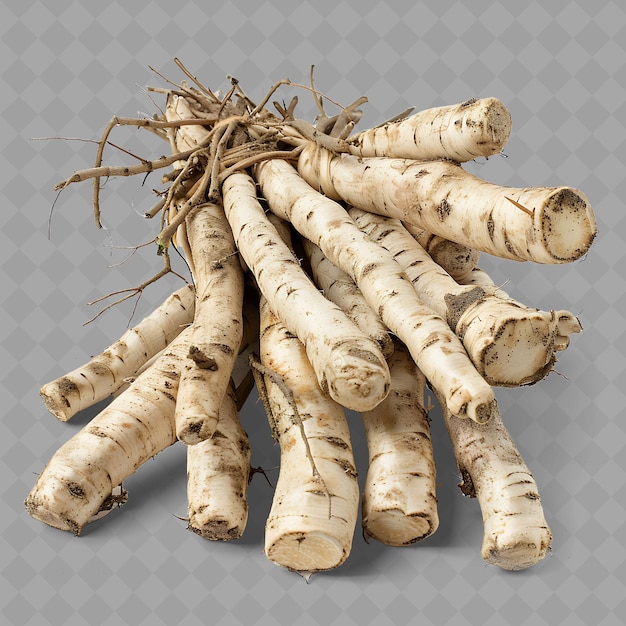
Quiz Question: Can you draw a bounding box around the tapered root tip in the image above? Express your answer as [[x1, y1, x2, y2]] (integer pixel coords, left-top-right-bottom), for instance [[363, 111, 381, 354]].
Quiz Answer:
[[265, 531, 349, 573]]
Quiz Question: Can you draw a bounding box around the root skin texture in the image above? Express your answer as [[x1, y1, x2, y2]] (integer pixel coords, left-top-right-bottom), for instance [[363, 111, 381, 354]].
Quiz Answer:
[[186, 381, 251, 540], [222, 170, 390, 413], [360, 339, 439, 546], [402, 222, 480, 282], [39, 284, 195, 421], [348, 97, 512, 162], [441, 396, 552, 570], [353, 210, 580, 386], [255, 158, 496, 423], [28, 76, 596, 576], [301, 238, 394, 359], [26, 328, 192, 535], [297, 144, 597, 264], [259, 296, 359, 573], [458, 266, 582, 352], [174, 202, 244, 444]]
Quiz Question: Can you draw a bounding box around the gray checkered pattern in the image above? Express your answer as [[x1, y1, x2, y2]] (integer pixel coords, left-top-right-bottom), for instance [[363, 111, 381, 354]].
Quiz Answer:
[[2, 0, 625, 624]]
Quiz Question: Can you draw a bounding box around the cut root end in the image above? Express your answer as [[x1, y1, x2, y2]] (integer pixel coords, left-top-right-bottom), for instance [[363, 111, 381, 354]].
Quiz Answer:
[[265, 530, 349, 573]]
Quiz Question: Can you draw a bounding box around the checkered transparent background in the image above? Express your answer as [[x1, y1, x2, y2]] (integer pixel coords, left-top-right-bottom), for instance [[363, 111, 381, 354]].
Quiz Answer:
[[2, 1, 625, 624]]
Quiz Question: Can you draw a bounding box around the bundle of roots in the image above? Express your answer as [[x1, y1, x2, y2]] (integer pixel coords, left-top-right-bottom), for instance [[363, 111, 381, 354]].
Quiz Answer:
[[26, 60, 597, 575]]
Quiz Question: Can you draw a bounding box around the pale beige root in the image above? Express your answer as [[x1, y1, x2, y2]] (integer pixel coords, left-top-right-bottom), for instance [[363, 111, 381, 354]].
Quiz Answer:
[[257, 295, 359, 574], [297, 144, 597, 264], [255, 158, 495, 423], [222, 170, 390, 413], [301, 238, 394, 359], [402, 222, 480, 282], [186, 380, 250, 540], [166, 91, 212, 151], [353, 210, 580, 386], [39, 284, 195, 421], [459, 266, 582, 352], [25, 327, 192, 535], [439, 395, 552, 570], [360, 338, 438, 546], [348, 97, 512, 162], [174, 202, 245, 445]]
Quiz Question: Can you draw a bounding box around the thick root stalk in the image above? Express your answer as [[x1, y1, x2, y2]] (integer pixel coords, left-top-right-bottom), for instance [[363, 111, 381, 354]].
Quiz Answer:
[[440, 396, 552, 570], [256, 158, 496, 423], [186, 380, 250, 540], [353, 210, 579, 386], [222, 170, 390, 413], [25, 327, 192, 534], [297, 144, 597, 264], [40, 284, 195, 421], [258, 296, 359, 573], [348, 97, 512, 162], [360, 339, 438, 546], [174, 202, 244, 444]]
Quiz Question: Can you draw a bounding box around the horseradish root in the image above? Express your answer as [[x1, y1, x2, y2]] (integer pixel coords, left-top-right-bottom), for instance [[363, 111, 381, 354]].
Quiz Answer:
[[39, 284, 195, 422], [297, 144, 597, 263], [28, 64, 596, 575], [186, 380, 251, 540], [257, 295, 359, 573], [351, 209, 580, 386], [174, 201, 244, 444], [440, 396, 552, 570], [360, 338, 438, 546], [256, 158, 496, 423], [222, 170, 390, 413], [348, 97, 512, 162], [26, 328, 191, 534]]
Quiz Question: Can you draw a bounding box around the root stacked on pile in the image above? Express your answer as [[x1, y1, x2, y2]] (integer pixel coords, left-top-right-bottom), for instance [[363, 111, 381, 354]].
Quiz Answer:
[[26, 62, 596, 574]]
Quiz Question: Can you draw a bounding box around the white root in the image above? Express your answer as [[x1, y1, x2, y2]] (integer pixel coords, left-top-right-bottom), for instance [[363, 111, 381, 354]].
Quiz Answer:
[[25, 327, 193, 535], [440, 395, 552, 570], [222, 170, 390, 413], [353, 210, 580, 386], [348, 97, 512, 162], [257, 295, 359, 573], [186, 380, 251, 540], [174, 202, 245, 444], [402, 222, 480, 283], [297, 144, 597, 264], [360, 338, 438, 546], [301, 237, 394, 359], [255, 158, 496, 423], [39, 284, 195, 422]]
